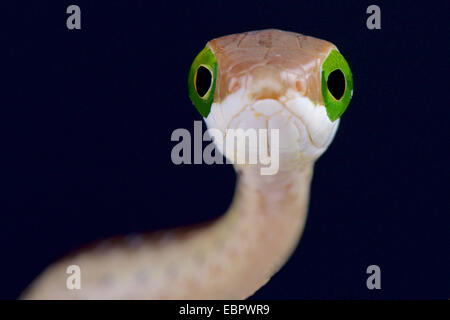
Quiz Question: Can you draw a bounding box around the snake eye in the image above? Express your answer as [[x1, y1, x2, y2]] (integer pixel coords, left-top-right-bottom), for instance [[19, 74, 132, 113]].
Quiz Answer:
[[321, 50, 353, 122], [188, 46, 217, 117], [327, 69, 345, 100], [195, 66, 212, 97]]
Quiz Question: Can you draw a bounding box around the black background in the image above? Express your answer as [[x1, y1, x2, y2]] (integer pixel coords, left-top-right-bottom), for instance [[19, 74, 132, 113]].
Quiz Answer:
[[2, 1, 449, 299]]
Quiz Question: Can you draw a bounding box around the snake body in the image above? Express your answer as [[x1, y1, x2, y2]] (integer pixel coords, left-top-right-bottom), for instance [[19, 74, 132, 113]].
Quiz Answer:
[[22, 29, 353, 299]]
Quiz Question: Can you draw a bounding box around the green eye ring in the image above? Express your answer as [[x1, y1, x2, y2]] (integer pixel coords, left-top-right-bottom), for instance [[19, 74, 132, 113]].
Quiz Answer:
[[188, 46, 218, 118], [321, 49, 353, 122]]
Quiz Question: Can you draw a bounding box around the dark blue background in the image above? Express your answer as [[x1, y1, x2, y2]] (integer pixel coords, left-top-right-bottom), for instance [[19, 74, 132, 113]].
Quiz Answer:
[[3, 1, 449, 299]]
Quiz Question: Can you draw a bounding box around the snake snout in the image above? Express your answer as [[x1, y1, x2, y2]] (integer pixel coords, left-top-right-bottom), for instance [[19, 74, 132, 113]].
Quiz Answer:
[[247, 66, 285, 101]]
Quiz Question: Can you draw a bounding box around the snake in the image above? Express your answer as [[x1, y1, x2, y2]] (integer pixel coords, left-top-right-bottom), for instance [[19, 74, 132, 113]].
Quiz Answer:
[[21, 29, 353, 299]]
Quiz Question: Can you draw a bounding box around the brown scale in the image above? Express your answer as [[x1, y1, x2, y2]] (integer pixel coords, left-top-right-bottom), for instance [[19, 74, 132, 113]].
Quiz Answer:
[[208, 29, 336, 105]]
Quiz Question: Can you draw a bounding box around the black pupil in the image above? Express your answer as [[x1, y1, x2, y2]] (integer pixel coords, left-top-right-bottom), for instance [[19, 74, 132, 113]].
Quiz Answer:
[[327, 69, 346, 100], [196, 66, 212, 97]]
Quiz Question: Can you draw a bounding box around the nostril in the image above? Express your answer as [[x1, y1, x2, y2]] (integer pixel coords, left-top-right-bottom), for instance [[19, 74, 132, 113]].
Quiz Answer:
[[295, 80, 303, 93], [228, 78, 241, 94]]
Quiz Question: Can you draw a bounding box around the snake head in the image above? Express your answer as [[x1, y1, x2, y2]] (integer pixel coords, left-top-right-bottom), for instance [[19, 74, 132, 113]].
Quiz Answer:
[[188, 30, 353, 172]]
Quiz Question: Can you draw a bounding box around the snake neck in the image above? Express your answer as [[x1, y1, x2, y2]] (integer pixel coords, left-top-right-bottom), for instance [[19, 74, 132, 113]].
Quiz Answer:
[[210, 163, 314, 298], [22, 163, 314, 300]]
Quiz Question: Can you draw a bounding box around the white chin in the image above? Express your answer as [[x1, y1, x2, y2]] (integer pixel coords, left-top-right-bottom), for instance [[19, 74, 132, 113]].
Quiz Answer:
[[205, 89, 340, 168]]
